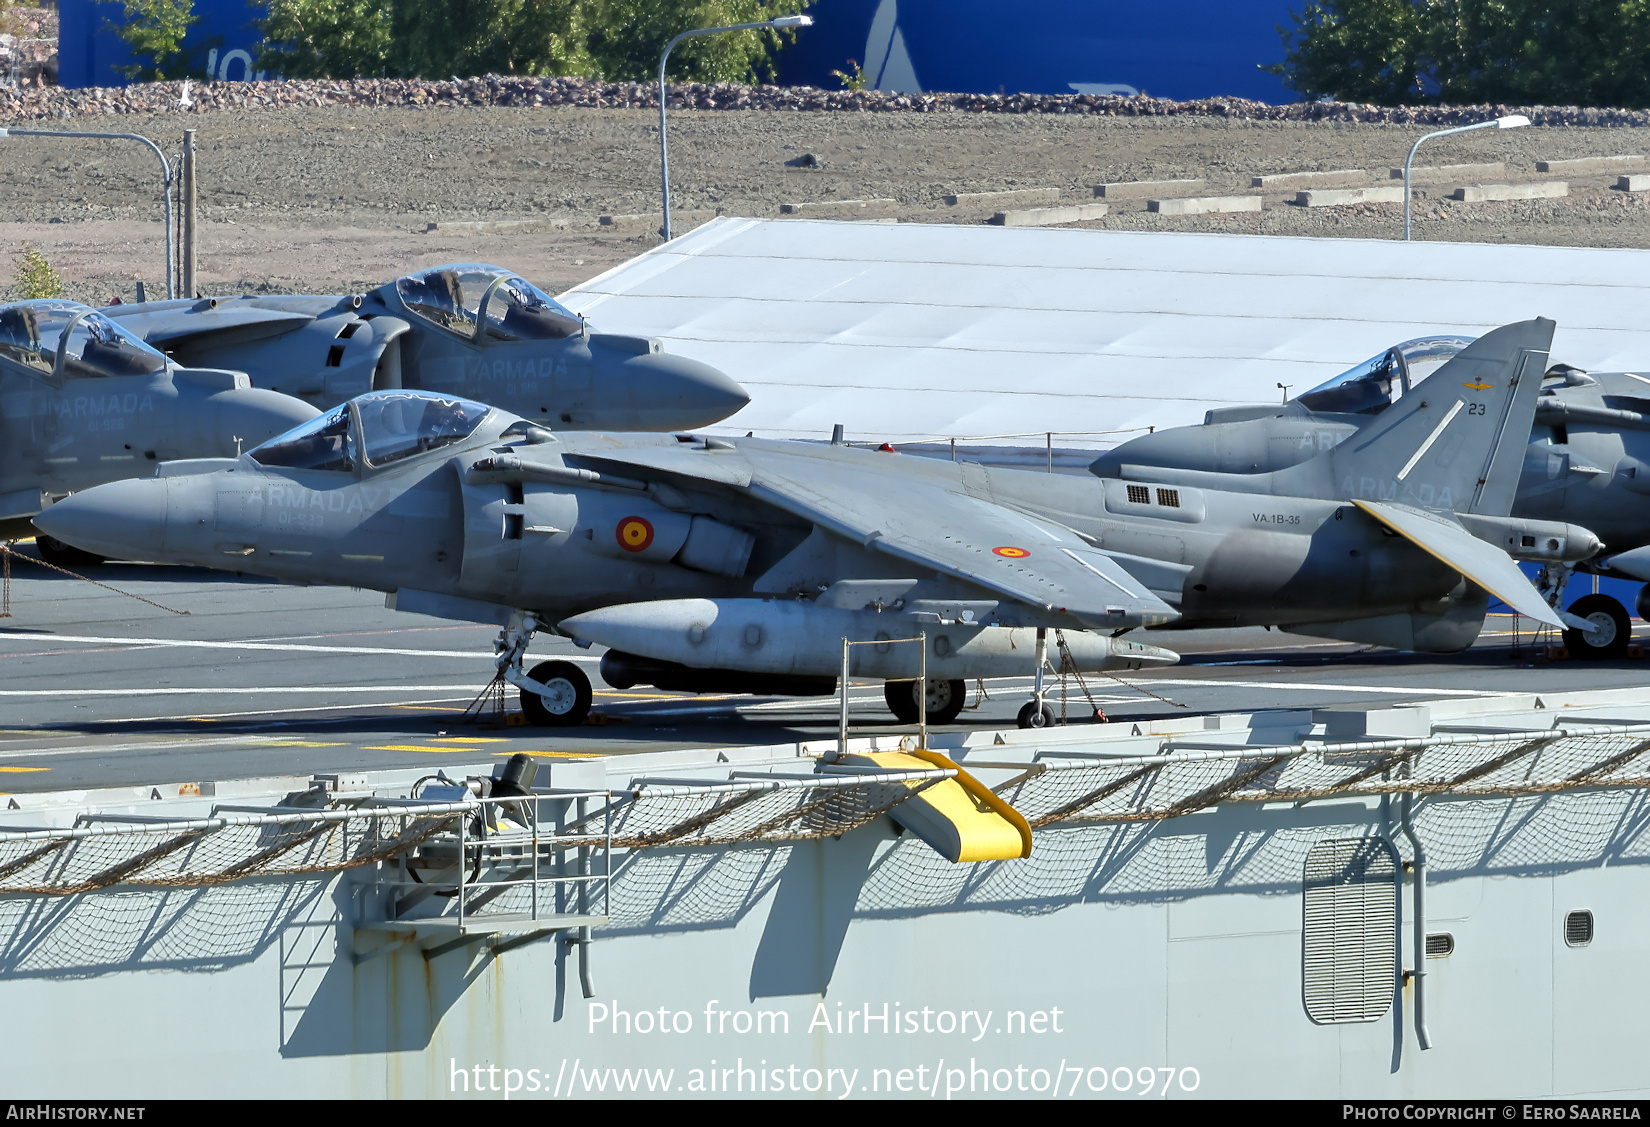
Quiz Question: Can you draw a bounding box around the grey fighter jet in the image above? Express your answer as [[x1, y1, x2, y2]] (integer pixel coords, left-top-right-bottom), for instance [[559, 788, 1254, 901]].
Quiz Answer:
[[101, 263, 750, 431], [0, 299, 318, 560], [38, 319, 1576, 728], [1091, 333, 1650, 657]]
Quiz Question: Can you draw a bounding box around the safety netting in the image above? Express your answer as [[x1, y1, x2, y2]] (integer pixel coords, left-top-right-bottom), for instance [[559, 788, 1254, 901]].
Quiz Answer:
[[0, 803, 467, 897], [995, 724, 1650, 828], [605, 767, 955, 849], [5, 724, 1650, 895]]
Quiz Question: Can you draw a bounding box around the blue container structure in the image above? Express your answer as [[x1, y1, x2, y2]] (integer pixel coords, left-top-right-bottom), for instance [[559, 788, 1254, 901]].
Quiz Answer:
[[61, 0, 1299, 102], [783, 0, 1297, 102], [58, 0, 271, 88]]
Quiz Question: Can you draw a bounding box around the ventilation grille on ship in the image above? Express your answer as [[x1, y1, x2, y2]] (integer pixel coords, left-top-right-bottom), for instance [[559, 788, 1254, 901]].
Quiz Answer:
[[1565, 910, 1594, 947], [1302, 837, 1398, 1024]]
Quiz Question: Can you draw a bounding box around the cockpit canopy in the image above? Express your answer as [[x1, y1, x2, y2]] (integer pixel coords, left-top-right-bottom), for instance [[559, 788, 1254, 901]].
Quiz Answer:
[[250, 390, 492, 472], [0, 299, 168, 381], [1294, 335, 1476, 415], [356, 391, 491, 466], [392, 264, 583, 341]]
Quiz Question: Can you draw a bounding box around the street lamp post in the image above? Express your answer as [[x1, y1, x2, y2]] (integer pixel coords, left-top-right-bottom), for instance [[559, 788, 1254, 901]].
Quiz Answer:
[[1403, 115, 1531, 241], [659, 14, 813, 241], [0, 127, 176, 298]]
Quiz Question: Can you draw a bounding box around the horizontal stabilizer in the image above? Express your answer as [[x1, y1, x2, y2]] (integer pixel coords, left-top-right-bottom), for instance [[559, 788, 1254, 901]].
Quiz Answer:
[[1353, 500, 1562, 628]]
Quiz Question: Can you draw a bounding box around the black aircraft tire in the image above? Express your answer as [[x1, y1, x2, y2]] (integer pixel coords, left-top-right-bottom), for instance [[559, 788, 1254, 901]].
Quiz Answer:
[[34, 535, 106, 569], [1563, 594, 1632, 660], [1017, 701, 1058, 729], [520, 660, 593, 727], [883, 678, 967, 725]]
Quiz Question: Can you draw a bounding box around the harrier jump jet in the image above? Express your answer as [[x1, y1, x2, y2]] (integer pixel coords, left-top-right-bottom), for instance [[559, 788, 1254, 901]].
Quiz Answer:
[[1090, 333, 1643, 656], [103, 263, 750, 432], [0, 299, 317, 560], [38, 319, 1575, 727]]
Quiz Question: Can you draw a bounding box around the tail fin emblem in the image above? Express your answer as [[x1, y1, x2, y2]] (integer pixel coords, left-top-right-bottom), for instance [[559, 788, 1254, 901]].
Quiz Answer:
[[1463, 381, 1494, 390]]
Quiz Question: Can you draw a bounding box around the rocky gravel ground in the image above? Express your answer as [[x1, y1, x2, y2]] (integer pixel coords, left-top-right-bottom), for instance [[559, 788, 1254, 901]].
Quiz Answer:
[[4, 83, 1650, 302]]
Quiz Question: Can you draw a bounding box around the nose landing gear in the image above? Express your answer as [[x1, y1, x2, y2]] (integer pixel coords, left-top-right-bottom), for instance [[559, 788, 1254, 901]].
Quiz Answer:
[[493, 610, 594, 727], [1016, 627, 1057, 729], [519, 659, 594, 726]]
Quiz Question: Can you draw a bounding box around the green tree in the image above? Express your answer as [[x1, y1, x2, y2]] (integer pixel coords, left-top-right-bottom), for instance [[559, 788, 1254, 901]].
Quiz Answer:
[[259, 0, 811, 83], [1268, 0, 1432, 103], [97, 0, 197, 81], [1432, 0, 1650, 106], [12, 245, 65, 301], [259, 0, 395, 78], [583, 0, 812, 84], [1272, 0, 1650, 107], [392, 0, 590, 79]]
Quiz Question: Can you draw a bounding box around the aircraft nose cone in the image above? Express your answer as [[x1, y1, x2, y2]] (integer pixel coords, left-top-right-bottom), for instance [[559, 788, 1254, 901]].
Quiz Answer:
[[211, 389, 320, 454], [590, 337, 750, 429], [33, 478, 172, 561]]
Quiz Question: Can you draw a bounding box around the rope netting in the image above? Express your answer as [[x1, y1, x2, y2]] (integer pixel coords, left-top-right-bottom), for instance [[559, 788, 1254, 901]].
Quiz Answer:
[[5, 725, 1650, 897], [995, 725, 1650, 828], [607, 769, 953, 849], [0, 805, 464, 897]]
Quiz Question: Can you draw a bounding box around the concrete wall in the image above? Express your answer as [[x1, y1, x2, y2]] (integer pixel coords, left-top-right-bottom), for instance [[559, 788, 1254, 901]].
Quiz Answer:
[[6, 787, 1648, 1098]]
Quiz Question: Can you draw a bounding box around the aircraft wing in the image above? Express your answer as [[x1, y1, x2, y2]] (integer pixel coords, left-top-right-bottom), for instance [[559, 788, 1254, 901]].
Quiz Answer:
[[560, 440, 1177, 626], [1352, 500, 1563, 628], [105, 304, 317, 346], [741, 448, 1179, 628], [570, 444, 754, 488]]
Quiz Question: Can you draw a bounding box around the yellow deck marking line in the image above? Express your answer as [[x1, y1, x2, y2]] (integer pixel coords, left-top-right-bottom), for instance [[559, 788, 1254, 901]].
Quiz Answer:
[[0, 632, 511, 660], [0, 766, 49, 773], [145, 696, 475, 723], [365, 745, 477, 753], [499, 750, 610, 759], [1130, 677, 1515, 696], [0, 734, 300, 761]]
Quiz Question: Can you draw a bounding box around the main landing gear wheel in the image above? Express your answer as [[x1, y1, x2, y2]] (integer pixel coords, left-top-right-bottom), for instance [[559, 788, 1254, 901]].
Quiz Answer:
[[1017, 701, 1057, 729], [520, 660, 593, 726], [1563, 594, 1632, 660], [35, 535, 106, 569], [883, 678, 967, 725]]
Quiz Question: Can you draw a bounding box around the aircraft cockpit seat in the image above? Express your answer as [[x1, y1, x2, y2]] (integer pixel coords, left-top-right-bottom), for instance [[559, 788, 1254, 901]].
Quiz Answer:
[[78, 332, 166, 377], [499, 299, 579, 340]]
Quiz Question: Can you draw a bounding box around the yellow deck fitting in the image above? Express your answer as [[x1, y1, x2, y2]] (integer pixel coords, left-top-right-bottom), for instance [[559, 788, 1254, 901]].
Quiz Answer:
[[843, 750, 1033, 863]]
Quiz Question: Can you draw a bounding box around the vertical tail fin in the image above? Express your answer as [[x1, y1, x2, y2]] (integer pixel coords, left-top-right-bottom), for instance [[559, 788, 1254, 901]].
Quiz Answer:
[[1273, 317, 1553, 514]]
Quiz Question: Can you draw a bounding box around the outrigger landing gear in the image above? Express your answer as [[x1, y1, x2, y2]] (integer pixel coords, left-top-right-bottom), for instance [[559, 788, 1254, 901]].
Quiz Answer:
[[1016, 627, 1057, 729], [1540, 563, 1633, 660], [494, 610, 593, 727], [1564, 594, 1632, 659]]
